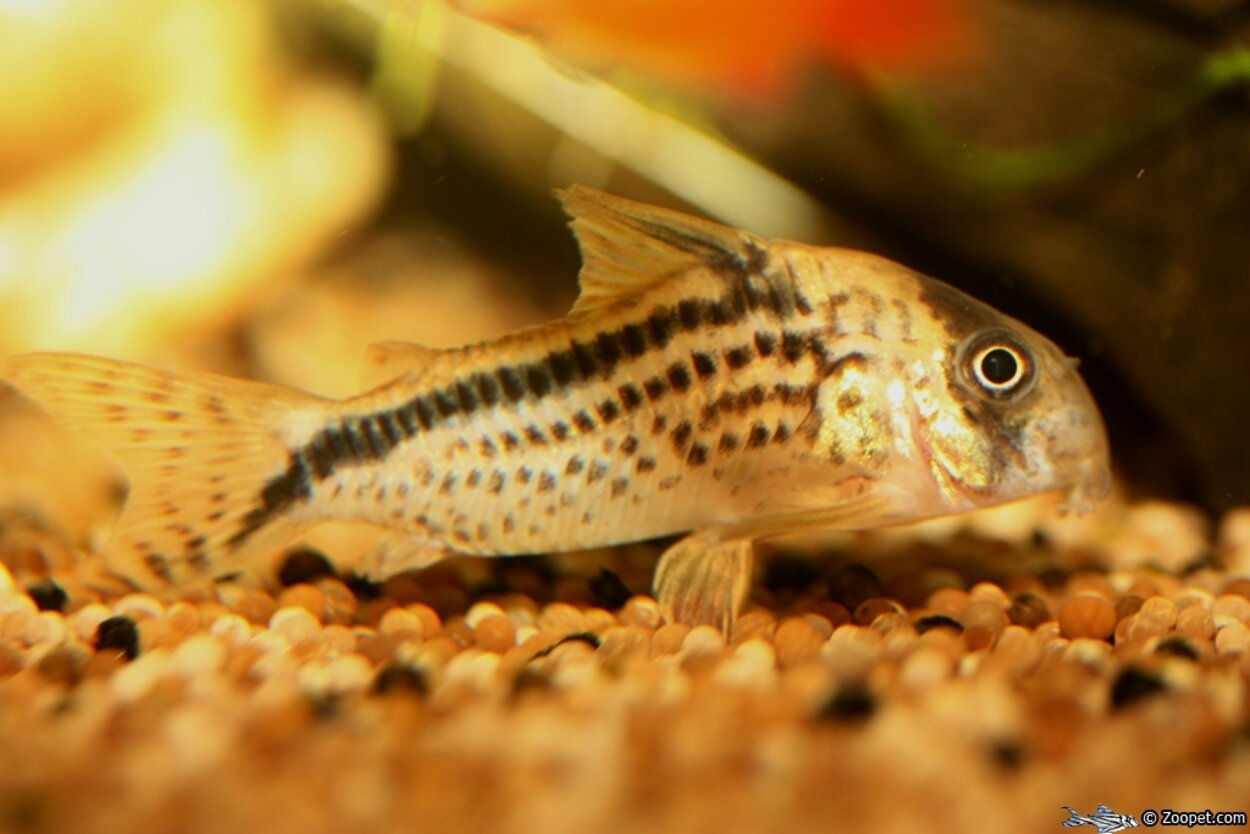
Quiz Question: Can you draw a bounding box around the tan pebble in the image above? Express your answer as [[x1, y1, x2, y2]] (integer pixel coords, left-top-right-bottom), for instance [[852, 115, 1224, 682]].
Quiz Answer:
[[1067, 572, 1115, 601], [378, 607, 425, 639], [853, 598, 904, 627], [961, 600, 1009, 635], [208, 614, 252, 647], [682, 625, 726, 657], [730, 610, 777, 645], [21, 611, 68, 647], [0, 564, 13, 596], [537, 602, 585, 633], [1176, 605, 1215, 641], [1213, 594, 1250, 625], [898, 645, 952, 690], [37, 643, 89, 684], [1126, 613, 1170, 643], [69, 603, 112, 643], [1139, 596, 1178, 627], [324, 654, 375, 694], [1125, 577, 1161, 599], [226, 588, 279, 625], [443, 618, 476, 647], [164, 602, 200, 635], [1215, 621, 1249, 655], [808, 601, 852, 628], [169, 633, 226, 677], [464, 602, 506, 629], [1063, 637, 1111, 667], [802, 613, 835, 640], [315, 578, 359, 625], [355, 633, 398, 666], [1115, 595, 1145, 622], [822, 625, 881, 680], [408, 604, 442, 636], [114, 594, 165, 621], [0, 643, 23, 677], [963, 626, 998, 651], [990, 625, 1041, 673], [1007, 593, 1052, 629], [1058, 594, 1117, 641], [774, 616, 823, 666], [474, 614, 516, 653], [138, 617, 169, 652], [582, 608, 618, 632], [651, 623, 690, 656], [1223, 578, 1250, 600], [413, 635, 462, 667], [597, 625, 651, 662], [715, 639, 777, 687], [269, 606, 321, 644], [320, 624, 358, 654], [968, 582, 1010, 608], [618, 596, 663, 629], [276, 585, 325, 622], [926, 587, 969, 618]]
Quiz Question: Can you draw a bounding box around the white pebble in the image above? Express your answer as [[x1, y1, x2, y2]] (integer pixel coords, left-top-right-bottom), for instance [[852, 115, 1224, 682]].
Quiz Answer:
[[269, 606, 321, 644], [21, 611, 68, 647], [465, 601, 506, 628], [898, 646, 953, 690], [681, 625, 726, 657], [113, 594, 165, 621], [208, 614, 252, 647], [1215, 622, 1249, 656], [714, 639, 777, 688], [169, 633, 227, 677], [70, 603, 113, 642], [0, 563, 14, 597]]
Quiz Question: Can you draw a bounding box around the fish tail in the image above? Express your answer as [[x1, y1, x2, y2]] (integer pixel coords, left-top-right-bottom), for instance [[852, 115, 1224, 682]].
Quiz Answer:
[[0, 352, 330, 589]]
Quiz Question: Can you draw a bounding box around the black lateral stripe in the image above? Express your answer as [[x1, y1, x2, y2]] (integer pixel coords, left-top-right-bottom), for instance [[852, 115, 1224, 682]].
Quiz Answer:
[[643, 377, 667, 401], [432, 389, 458, 418], [620, 323, 647, 357], [474, 372, 501, 407], [230, 454, 312, 546], [395, 406, 418, 437], [359, 418, 389, 457], [547, 350, 577, 387], [342, 421, 372, 457], [571, 341, 601, 378], [525, 364, 554, 398], [497, 366, 526, 402], [691, 352, 716, 379], [677, 299, 702, 330], [646, 308, 675, 347], [454, 380, 480, 413], [595, 331, 623, 367], [375, 413, 403, 445], [413, 396, 436, 429]]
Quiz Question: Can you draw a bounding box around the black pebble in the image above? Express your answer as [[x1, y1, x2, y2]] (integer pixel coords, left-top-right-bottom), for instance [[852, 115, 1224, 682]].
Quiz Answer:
[[817, 684, 877, 722], [372, 664, 429, 697], [1110, 666, 1167, 710], [277, 547, 337, 587], [26, 580, 68, 613], [827, 564, 884, 611], [531, 631, 601, 659], [1154, 637, 1199, 661], [589, 569, 632, 610], [342, 573, 383, 600], [989, 739, 1026, 771], [914, 614, 964, 634], [95, 616, 140, 661]]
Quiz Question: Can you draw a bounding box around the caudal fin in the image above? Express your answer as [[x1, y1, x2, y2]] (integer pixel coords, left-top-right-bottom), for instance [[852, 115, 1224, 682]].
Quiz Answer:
[[0, 352, 331, 589]]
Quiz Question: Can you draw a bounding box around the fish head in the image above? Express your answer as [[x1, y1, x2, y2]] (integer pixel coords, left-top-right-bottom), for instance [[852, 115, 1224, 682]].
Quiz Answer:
[[902, 276, 1111, 516]]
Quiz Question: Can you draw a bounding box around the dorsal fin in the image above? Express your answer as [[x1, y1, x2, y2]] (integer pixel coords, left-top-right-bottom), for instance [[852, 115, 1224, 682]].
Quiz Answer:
[[557, 185, 769, 317], [361, 340, 439, 390]]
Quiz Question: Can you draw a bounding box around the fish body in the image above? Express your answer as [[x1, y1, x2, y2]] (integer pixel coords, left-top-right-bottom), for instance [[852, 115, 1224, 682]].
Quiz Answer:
[[0, 187, 1109, 628]]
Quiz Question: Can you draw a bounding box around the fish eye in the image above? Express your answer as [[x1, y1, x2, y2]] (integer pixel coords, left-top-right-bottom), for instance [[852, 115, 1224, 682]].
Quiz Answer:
[[958, 329, 1036, 400]]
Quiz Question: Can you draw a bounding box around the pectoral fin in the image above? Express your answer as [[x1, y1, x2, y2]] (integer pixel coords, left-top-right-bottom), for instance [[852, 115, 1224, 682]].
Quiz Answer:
[[355, 530, 456, 581], [653, 533, 754, 633]]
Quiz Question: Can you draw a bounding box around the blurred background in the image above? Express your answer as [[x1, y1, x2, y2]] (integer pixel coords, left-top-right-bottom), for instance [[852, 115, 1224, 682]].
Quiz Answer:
[[1, 0, 1248, 552]]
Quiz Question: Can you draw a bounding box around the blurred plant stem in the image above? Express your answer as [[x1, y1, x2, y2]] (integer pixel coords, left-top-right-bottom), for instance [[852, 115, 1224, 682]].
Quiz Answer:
[[878, 46, 1250, 189]]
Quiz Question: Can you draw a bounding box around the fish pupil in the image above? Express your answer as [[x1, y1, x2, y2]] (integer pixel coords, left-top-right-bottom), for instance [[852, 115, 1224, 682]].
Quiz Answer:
[[980, 348, 1019, 385]]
